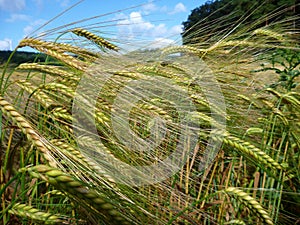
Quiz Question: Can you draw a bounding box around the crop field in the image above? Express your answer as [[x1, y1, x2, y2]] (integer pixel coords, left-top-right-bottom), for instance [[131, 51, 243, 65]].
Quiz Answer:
[[0, 3, 299, 225]]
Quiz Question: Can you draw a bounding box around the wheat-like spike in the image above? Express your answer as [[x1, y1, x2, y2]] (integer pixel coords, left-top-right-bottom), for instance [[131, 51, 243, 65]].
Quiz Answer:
[[225, 219, 247, 225], [18, 38, 54, 49], [282, 92, 300, 109], [188, 111, 221, 127], [137, 102, 173, 122], [95, 111, 110, 126], [161, 45, 209, 57], [55, 78, 80, 87], [18, 38, 88, 71], [38, 46, 88, 71], [221, 133, 283, 170], [190, 93, 229, 120], [253, 28, 285, 41], [17, 63, 81, 80], [237, 94, 262, 109], [72, 28, 119, 51], [18, 38, 100, 61], [53, 42, 100, 61], [0, 97, 56, 166], [136, 65, 176, 79], [16, 80, 57, 109], [76, 135, 123, 169], [42, 82, 76, 98], [266, 88, 282, 98], [113, 71, 145, 79], [50, 139, 116, 184], [9, 203, 65, 224], [272, 108, 289, 125], [23, 165, 130, 224], [224, 187, 273, 225], [45, 190, 65, 196], [51, 107, 73, 122]]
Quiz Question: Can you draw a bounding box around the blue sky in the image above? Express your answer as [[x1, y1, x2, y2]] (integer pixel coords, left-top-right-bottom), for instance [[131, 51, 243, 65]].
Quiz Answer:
[[0, 0, 206, 51]]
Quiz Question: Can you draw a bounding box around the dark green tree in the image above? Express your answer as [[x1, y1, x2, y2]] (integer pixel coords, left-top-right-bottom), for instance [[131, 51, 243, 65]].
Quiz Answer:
[[182, 0, 299, 45]]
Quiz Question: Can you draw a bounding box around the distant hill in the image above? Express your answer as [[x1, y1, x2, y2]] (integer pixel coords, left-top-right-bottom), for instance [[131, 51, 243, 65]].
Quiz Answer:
[[0, 50, 56, 65]]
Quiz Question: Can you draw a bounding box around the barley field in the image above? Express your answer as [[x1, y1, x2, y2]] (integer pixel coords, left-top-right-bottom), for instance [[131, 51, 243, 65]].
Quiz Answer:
[[0, 3, 299, 225]]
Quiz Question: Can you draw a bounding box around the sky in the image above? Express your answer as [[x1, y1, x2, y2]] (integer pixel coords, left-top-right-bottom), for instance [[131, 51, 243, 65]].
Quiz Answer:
[[0, 0, 206, 52]]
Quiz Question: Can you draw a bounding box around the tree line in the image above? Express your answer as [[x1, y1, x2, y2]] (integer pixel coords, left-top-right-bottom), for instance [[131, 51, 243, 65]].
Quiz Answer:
[[0, 51, 57, 65], [182, 0, 299, 45]]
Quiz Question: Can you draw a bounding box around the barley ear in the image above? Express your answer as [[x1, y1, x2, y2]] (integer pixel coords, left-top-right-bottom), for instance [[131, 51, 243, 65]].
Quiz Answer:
[[0, 97, 56, 166], [9, 203, 65, 224], [224, 187, 273, 225], [72, 28, 119, 51], [24, 165, 131, 225]]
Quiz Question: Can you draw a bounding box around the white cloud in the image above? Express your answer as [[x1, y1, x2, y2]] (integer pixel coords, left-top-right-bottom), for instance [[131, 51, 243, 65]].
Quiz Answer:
[[56, 0, 70, 7], [23, 19, 47, 37], [5, 14, 31, 22], [0, 38, 13, 50], [0, 0, 26, 12], [118, 13, 182, 38], [142, 1, 157, 14], [169, 3, 187, 15], [147, 38, 176, 49], [170, 25, 183, 35], [117, 11, 155, 40], [116, 11, 182, 51]]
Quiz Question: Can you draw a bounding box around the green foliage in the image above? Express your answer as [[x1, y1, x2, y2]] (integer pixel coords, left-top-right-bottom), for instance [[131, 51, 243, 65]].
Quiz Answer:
[[258, 48, 300, 91], [0, 50, 57, 65]]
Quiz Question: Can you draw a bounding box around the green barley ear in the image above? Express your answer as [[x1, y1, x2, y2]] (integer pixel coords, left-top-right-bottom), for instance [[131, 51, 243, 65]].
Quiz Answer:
[[224, 187, 273, 225], [72, 28, 119, 51], [225, 219, 247, 225], [253, 28, 285, 41], [0, 96, 56, 166], [16, 80, 56, 109], [50, 139, 117, 184], [215, 131, 284, 171], [16, 63, 81, 81], [9, 203, 66, 224]]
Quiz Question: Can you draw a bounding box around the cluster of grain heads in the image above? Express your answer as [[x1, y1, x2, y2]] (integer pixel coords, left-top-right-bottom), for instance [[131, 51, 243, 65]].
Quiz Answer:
[[17, 38, 88, 71], [8, 203, 66, 224], [22, 165, 136, 224]]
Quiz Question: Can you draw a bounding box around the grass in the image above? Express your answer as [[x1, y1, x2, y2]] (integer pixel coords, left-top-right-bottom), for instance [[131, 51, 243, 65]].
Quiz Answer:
[[0, 4, 300, 225]]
